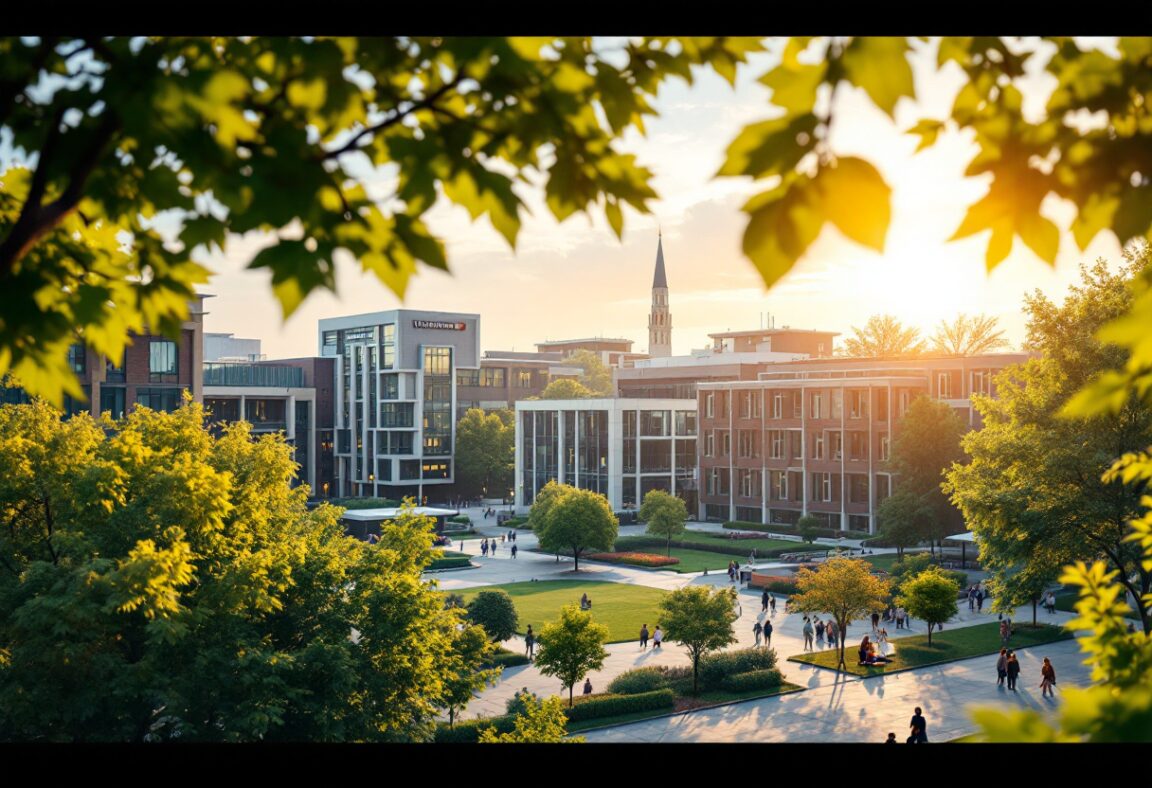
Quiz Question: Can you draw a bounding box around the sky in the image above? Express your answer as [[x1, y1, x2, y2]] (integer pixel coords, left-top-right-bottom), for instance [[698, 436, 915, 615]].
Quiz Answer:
[[196, 38, 1124, 359]]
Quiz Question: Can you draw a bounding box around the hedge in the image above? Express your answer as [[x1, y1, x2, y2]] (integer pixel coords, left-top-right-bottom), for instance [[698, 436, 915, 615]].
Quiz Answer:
[[723, 521, 871, 540], [485, 649, 530, 669], [448, 514, 472, 525], [606, 667, 670, 695], [614, 535, 797, 559], [564, 689, 675, 722], [503, 516, 532, 529], [427, 552, 472, 570], [586, 551, 680, 568], [329, 497, 401, 510], [748, 574, 800, 595], [699, 648, 779, 690], [434, 714, 515, 743], [719, 668, 785, 693]]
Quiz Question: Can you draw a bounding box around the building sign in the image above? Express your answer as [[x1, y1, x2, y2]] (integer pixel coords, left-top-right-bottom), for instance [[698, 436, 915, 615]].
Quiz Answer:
[[413, 320, 466, 331]]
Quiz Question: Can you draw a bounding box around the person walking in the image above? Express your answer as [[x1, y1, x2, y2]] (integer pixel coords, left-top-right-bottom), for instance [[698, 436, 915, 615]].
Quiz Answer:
[[583, 678, 593, 695], [815, 618, 825, 647], [909, 707, 928, 743], [481, 538, 488, 557], [762, 589, 770, 613], [653, 625, 663, 650], [999, 619, 1010, 646], [511, 543, 518, 559], [996, 648, 1008, 686], [769, 595, 777, 615], [896, 606, 906, 630], [490, 539, 498, 556], [763, 619, 773, 647], [640, 624, 650, 650], [968, 586, 976, 612], [1040, 657, 1057, 698], [826, 619, 838, 650], [753, 621, 763, 647], [1006, 651, 1021, 691], [802, 617, 814, 650], [976, 588, 985, 613], [525, 625, 536, 660]]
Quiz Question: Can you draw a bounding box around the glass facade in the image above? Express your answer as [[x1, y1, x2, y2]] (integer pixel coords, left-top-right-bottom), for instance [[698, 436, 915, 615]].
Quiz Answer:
[[422, 347, 452, 456], [149, 339, 179, 382], [137, 387, 183, 413]]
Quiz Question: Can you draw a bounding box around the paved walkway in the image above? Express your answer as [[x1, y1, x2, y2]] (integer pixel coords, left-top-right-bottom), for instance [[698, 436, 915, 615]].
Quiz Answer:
[[430, 505, 1083, 739]]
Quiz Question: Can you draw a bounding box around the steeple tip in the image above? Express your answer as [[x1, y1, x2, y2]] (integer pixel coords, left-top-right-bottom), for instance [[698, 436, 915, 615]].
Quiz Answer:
[[652, 234, 668, 290]]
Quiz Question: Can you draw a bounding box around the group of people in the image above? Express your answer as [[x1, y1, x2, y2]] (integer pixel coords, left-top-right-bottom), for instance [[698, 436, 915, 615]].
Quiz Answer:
[[966, 584, 988, 613], [995, 649, 1056, 696], [760, 590, 777, 615], [858, 632, 894, 665], [726, 561, 744, 584], [752, 619, 774, 647], [478, 532, 519, 558], [638, 623, 663, 649], [800, 616, 841, 650]]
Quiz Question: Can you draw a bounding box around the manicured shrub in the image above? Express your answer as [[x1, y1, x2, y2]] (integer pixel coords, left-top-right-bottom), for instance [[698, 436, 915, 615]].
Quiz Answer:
[[606, 667, 670, 695], [719, 668, 784, 693], [330, 497, 400, 510], [614, 536, 796, 559], [486, 648, 530, 669], [722, 521, 870, 540], [698, 648, 779, 690], [428, 551, 471, 570], [467, 589, 519, 642], [448, 514, 472, 525], [434, 714, 515, 743], [505, 687, 541, 717], [586, 551, 680, 568], [563, 689, 675, 722]]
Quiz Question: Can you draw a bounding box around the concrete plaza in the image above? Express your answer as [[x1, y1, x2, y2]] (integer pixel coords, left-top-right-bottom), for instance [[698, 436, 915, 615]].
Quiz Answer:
[[433, 507, 1089, 742]]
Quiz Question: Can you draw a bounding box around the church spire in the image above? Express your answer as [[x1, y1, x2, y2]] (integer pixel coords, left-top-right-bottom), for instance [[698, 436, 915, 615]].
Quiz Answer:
[[648, 233, 672, 357]]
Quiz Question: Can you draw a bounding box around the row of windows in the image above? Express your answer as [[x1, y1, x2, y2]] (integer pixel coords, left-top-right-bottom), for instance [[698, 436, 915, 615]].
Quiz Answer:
[[703, 429, 891, 462], [706, 470, 894, 504]]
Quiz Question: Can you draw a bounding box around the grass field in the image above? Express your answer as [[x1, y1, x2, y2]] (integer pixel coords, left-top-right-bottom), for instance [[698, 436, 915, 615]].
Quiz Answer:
[[456, 580, 667, 643], [787, 621, 1073, 677]]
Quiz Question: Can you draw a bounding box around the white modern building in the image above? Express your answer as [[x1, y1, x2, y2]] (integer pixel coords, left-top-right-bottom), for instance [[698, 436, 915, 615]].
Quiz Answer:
[[319, 309, 481, 500], [515, 398, 698, 513]]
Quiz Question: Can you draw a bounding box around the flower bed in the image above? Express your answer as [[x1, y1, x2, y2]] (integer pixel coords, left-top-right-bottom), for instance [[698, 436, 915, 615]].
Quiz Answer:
[[586, 551, 680, 568]]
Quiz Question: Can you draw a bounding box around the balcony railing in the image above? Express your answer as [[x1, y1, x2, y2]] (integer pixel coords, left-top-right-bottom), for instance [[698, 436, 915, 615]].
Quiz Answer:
[[204, 363, 304, 388]]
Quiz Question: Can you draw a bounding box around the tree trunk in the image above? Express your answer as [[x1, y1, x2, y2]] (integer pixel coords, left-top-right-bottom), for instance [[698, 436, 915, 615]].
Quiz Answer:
[[573, 546, 579, 572], [569, 685, 574, 708], [692, 655, 699, 695], [1032, 598, 1037, 627], [926, 621, 933, 646], [449, 708, 456, 728], [837, 618, 847, 669]]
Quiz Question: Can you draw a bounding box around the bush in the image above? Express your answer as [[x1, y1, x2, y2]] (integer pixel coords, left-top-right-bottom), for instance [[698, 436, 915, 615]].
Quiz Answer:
[[505, 687, 541, 717], [698, 648, 779, 691], [467, 589, 519, 642], [606, 667, 670, 695], [564, 689, 675, 722], [434, 714, 515, 743], [503, 516, 531, 529], [448, 514, 472, 525], [586, 551, 680, 568], [485, 648, 530, 669], [722, 521, 870, 540], [614, 536, 796, 559], [329, 496, 401, 510], [428, 550, 471, 570], [748, 575, 799, 595], [719, 668, 784, 693]]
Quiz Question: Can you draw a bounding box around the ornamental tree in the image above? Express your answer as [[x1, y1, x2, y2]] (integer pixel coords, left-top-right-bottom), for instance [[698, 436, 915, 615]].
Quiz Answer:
[[658, 585, 739, 695], [532, 484, 618, 572], [639, 489, 688, 556], [897, 568, 960, 646], [466, 589, 519, 642], [533, 604, 609, 708], [788, 557, 890, 669]]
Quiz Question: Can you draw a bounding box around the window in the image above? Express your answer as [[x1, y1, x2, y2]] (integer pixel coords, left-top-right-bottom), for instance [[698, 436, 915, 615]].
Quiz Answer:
[[768, 429, 784, 460], [792, 391, 802, 418], [68, 343, 86, 375], [971, 369, 993, 397], [100, 386, 126, 419], [641, 410, 670, 436], [898, 390, 911, 417], [674, 410, 696, 436], [149, 339, 178, 382], [322, 330, 338, 348], [738, 429, 760, 459], [811, 392, 823, 419], [705, 392, 715, 418], [721, 430, 731, 457], [457, 369, 480, 386], [876, 388, 889, 422], [772, 393, 784, 419], [879, 433, 890, 462], [831, 389, 843, 419], [849, 390, 868, 419], [812, 432, 825, 460], [708, 468, 729, 495], [771, 470, 788, 501], [849, 474, 869, 504], [789, 430, 803, 460], [937, 372, 952, 398], [515, 369, 533, 388], [424, 347, 451, 375], [480, 368, 506, 387], [739, 469, 759, 498], [137, 387, 184, 413], [381, 324, 395, 369], [812, 472, 833, 502], [849, 431, 868, 461], [719, 391, 728, 418], [829, 430, 843, 461], [704, 429, 715, 458]]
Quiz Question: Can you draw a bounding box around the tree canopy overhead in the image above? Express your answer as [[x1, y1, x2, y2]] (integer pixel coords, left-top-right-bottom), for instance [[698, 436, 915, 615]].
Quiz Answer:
[[3, 36, 1152, 408]]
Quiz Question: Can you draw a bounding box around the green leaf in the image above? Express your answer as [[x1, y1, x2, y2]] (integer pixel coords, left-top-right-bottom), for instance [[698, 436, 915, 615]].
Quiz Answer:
[[741, 176, 822, 288], [906, 119, 944, 153], [604, 200, 623, 240], [717, 113, 818, 179], [1071, 192, 1120, 251], [286, 77, 328, 111], [759, 60, 826, 115], [180, 215, 228, 253], [841, 37, 915, 119], [248, 240, 331, 318], [815, 156, 891, 252]]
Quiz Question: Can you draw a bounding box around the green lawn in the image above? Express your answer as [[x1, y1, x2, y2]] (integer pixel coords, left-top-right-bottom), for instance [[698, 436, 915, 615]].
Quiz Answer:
[[787, 621, 1073, 677], [610, 534, 799, 574], [455, 580, 666, 643], [1054, 591, 1140, 620]]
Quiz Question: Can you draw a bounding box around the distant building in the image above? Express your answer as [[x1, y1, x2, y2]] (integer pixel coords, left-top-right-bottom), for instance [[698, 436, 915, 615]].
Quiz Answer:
[[648, 234, 672, 358], [2, 295, 208, 418], [455, 352, 581, 419], [319, 309, 481, 500], [204, 332, 263, 362], [515, 397, 698, 513], [695, 353, 1029, 532], [533, 337, 646, 369], [203, 356, 335, 497]]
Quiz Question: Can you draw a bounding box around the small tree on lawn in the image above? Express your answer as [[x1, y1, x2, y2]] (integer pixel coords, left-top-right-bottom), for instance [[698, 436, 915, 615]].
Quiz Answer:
[[534, 605, 609, 707], [877, 490, 931, 558], [441, 623, 500, 728], [789, 557, 890, 669], [898, 568, 960, 646], [479, 695, 580, 743], [533, 485, 618, 572], [467, 589, 519, 642], [639, 489, 688, 556], [797, 515, 821, 544], [659, 585, 739, 695]]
